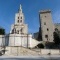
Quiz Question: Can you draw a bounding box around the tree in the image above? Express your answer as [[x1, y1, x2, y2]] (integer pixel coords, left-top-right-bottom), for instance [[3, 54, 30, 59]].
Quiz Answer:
[[37, 43, 44, 48], [38, 27, 42, 41], [0, 28, 5, 35], [53, 28, 60, 44]]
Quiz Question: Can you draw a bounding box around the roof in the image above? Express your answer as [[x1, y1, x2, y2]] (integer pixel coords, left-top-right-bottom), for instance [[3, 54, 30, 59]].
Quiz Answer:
[[39, 10, 51, 14]]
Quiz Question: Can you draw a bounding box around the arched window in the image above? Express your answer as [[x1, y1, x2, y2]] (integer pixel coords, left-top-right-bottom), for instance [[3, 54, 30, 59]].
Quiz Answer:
[[20, 20, 22, 22], [17, 20, 19, 23], [21, 17, 22, 19], [18, 17, 19, 19], [20, 28, 23, 33], [47, 28, 49, 31], [17, 30, 19, 34], [12, 28, 16, 34]]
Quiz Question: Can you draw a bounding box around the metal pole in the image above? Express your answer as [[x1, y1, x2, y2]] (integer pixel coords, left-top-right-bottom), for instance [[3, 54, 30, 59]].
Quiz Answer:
[[21, 33, 22, 47], [27, 34, 28, 48]]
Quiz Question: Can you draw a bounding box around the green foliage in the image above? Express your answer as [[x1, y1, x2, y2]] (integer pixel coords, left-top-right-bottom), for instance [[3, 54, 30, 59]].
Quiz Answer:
[[37, 43, 44, 48], [38, 27, 42, 41], [0, 28, 5, 35], [53, 28, 60, 44]]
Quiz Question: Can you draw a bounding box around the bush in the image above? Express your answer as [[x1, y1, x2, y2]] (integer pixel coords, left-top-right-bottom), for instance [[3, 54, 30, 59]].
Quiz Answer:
[[37, 43, 44, 48], [0, 28, 5, 35], [53, 30, 60, 44]]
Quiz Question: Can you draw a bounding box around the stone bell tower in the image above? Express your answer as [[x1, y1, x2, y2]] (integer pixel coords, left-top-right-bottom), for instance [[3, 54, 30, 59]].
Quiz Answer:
[[10, 4, 28, 34], [39, 10, 54, 42]]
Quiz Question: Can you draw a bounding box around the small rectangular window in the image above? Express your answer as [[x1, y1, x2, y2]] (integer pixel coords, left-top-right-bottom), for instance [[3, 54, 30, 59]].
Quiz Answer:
[[45, 35, 48, 38], [44, 22, 46, 25], [45, 16, 46, 17], [17, 30, 19, 34], [47, 28, 49, 31], [21, 17, 22, 19], [17, 20, 19, 23], [18, 17, 19, 19], [20, 20, 22, 22]]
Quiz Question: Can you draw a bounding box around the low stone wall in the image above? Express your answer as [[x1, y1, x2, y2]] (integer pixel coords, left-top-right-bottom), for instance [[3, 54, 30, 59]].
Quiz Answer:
[[31, 49, 60, 55], [4, 47, 39, 56], [0, 34, 40, 48], [0, 35, 5, 46], [0, 46, 60, 56]]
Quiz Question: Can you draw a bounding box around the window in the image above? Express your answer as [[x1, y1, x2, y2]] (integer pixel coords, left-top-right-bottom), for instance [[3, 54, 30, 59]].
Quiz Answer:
[[12, 29, 14, 34], [17, 30, 19, 34], [21, 17, 22, 19], [20, 20, 22, 22], [44, 22, 46, 25], [12, 28, 16, 34], [45, 16, 46, 17], [20, 28, 22, 33], [45, 35, 48, 38], [18, 17, 19, 19], [47, 28, 49, 31], [17, 20, 19, 23]]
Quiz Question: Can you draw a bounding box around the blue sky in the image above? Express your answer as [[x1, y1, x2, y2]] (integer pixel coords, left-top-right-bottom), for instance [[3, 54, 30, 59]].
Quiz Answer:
[[0, 0, 60, 34]]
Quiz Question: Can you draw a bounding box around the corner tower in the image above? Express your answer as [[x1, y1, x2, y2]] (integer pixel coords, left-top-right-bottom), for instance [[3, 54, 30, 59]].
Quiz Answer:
[[39, 10, 54, 42]]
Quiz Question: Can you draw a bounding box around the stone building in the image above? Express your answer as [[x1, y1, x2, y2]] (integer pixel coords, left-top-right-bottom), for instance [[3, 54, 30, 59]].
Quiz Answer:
[[39, 10, 54, 42], [8, 5, 39, 48], [9, 5, 30, 47]]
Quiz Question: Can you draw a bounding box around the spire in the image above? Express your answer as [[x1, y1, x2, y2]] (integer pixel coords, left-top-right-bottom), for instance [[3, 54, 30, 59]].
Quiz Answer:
[[20, 4, 22, 13]]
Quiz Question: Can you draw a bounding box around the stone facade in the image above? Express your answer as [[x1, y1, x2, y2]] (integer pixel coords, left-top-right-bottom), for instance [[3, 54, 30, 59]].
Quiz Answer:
[[9, 34, 32, 47], [39, 10, 54, 42], [0, 35, 5, 46]]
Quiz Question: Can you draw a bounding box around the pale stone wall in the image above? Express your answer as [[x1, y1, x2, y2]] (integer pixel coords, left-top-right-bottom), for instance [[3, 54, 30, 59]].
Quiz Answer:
[[2, 47, 60, 56], [9, 34, 35, 48], [9, 34, 40, 48], [41, 49, 50, 54], [29, 38, 40, 48], [4, 47, 39, 56], [51, 49, 59, 55], [0, 34, 40, 48], [0, 35, 5, 46]]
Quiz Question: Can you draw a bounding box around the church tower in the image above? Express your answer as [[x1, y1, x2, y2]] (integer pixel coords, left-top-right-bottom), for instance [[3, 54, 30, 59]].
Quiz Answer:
[[9, 4, 35, 47], [10, 5, 28, 34], [15, 5, 24, 25]]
